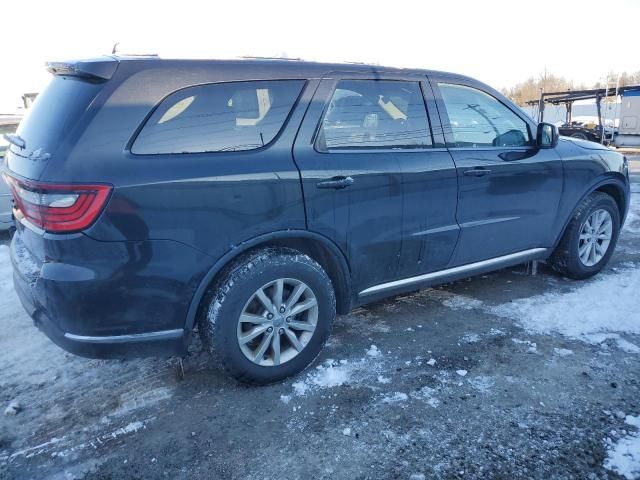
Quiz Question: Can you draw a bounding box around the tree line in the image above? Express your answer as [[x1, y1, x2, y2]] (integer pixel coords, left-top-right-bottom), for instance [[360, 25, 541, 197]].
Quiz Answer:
[[502, 71, 640, 106]]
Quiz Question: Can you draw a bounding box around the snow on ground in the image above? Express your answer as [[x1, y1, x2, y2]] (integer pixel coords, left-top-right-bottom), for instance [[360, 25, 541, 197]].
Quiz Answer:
[[604, 415, 640, 479], [0, 244, 183, 463], [491, 264, 640, 347]]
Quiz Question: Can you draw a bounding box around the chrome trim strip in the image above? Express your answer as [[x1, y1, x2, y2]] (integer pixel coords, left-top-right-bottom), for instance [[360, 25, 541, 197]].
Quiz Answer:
[[359, 248, 548, 296], [460, 216, 520, 228], [64, 329, 184, 344]]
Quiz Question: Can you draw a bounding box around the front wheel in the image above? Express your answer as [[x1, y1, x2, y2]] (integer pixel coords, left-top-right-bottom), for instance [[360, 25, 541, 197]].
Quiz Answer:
[[550, 192, 620, 279], [198, 247, 336, 384]]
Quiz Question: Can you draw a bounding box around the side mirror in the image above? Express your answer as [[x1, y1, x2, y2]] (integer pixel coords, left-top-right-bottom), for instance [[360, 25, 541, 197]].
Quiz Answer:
[[537, 122, 559, 148]]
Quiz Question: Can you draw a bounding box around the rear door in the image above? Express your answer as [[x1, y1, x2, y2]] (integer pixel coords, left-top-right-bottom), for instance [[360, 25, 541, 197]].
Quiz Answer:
[[429, 76, 563, 265], [293, 72, 459, 293]]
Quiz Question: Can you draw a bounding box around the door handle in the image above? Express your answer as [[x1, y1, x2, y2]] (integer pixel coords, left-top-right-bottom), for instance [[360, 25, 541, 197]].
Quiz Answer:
[[463, 168, 492, 177], [316, 176, 355, 189]]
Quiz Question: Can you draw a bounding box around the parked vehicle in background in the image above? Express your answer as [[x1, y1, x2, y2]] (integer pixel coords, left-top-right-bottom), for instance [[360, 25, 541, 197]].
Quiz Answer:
[[0, 114, 21, 231], [3, 56, 631, 384], [616, 90, 640, 147], [527, 85, 640, 146]]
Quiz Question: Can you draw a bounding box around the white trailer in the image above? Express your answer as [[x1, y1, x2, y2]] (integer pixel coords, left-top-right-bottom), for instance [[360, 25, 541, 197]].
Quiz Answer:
[[614, 90, 640, 147]]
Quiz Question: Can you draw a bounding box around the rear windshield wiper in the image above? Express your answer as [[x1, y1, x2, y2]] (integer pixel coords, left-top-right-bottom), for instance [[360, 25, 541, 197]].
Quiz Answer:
[[3, 133, 26, 149]]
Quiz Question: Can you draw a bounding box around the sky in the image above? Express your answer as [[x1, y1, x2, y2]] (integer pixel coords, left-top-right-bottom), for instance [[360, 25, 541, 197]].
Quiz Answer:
[[2, 0, 639, 112]]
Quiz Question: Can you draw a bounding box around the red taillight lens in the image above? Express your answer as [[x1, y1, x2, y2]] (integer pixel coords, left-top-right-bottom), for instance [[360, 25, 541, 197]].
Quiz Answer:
[[2, 173, 112, 233]]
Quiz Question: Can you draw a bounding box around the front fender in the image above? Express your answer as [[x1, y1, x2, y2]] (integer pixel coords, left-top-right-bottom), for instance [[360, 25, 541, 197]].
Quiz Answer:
[[551, 173, 630, 250]]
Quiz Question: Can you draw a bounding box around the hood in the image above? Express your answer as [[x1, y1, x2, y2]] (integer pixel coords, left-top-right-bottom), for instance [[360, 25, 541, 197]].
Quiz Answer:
[[559, 136, 611, 151]]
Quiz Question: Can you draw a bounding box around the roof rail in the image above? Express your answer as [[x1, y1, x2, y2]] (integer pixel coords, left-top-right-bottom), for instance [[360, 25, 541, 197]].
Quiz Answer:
[[239, 56, 303, 61]]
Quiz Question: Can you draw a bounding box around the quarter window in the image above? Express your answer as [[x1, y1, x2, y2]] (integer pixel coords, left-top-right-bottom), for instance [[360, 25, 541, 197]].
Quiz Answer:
[[318, 80, 432, 150], [438, 83, 532, 148], [132, 80, 305, 154]]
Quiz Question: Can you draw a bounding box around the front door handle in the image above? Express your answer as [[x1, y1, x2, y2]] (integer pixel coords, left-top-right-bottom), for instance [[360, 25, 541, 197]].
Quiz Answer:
[[316, 176, 355, 189], [463, 168, 492, 177]]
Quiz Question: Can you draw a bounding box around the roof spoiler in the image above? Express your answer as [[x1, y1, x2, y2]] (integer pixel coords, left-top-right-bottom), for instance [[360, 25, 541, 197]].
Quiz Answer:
[[45, 56, 119, 81]]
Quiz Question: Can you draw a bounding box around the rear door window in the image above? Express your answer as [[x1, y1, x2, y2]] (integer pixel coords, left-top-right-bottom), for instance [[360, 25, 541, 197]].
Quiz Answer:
[[438, 83, 532, 148], [317, 80, 432, 151], [132, 80, 305, 154]]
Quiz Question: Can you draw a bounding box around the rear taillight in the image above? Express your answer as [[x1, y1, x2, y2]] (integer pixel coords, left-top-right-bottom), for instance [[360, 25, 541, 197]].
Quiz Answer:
[[2, 173, 112, 233]]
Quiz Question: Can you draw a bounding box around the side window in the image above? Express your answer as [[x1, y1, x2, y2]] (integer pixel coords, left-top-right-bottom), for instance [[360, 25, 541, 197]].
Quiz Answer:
[[132, 80, 305, 154], [438, 83, 532, 148], [317, 80, 432, 150]]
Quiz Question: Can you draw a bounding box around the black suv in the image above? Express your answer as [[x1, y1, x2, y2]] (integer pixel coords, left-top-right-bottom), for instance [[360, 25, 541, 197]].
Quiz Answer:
[[3, 56, 630, 384]]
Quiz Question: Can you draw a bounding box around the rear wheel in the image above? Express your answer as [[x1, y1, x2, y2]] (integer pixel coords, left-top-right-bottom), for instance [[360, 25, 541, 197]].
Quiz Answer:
[[570, 132, 589, 140], [198, 248, 336, 384], [550, 192, 620, 279]]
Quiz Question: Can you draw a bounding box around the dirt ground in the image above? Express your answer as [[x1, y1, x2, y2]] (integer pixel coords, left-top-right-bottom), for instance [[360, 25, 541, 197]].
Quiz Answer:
[[0, 167, 639, 480]]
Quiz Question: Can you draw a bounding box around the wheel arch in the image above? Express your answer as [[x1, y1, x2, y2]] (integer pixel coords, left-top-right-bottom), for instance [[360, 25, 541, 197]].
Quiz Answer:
[[552, 174, 629, 250], [184, 230, 353, 332]]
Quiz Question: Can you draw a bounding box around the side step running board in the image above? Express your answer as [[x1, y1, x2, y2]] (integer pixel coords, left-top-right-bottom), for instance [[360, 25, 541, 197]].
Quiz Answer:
[[358, 248, 549, 297]]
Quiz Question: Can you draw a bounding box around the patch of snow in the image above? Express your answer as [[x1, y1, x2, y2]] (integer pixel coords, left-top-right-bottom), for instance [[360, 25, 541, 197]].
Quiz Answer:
[[584, 333, 640, 354], [412, 386, 440, 407], [461, 333, 481, 343], [623, 195, 640, 236], [492, 265, 640, 347], [456, 370, 468, 377], [553, 348, 574, 357], [604, 415, 640, 479], [377, 375, 391, 384], [512, 338, 539, 354], [4, 400, 22, 416], [291, 360, 352, 397], [112, 421, 144, 438], [426, 358, 436, 366], [381, 392, 408, 404], [366, 345, 381, 357], [441, 295, 483, 310], [280, 395, 291, 404], [342, 427, 351, 436], [467, 376, 493, 393]]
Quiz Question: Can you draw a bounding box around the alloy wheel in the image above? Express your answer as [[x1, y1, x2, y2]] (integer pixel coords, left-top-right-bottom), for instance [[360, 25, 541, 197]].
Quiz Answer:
[[236, 278, 318, 366], [578, 208, 613, 267]]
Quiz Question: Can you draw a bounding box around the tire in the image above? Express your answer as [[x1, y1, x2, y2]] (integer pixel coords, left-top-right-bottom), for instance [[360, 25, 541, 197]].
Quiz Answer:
[[570, 132, 588, 140], [550, 192, 620, 280], [198, 247, 336, 384]]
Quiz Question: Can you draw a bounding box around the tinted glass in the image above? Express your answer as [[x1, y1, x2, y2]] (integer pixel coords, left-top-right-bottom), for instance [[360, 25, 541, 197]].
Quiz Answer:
[[132, 80, 304, 154], [11, 77, 102, 159], [438, 83, 532, 148], [318, 80, 431, 150]]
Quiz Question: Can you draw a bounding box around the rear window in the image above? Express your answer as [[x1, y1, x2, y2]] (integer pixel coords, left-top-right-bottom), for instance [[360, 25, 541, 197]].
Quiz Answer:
[[317, 80, 432, 151], [11, 77, 102, 159], [132, 80, 305, 155]]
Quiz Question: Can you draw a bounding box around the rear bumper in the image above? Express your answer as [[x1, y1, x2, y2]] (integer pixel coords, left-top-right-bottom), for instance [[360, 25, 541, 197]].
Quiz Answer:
[[13, 271, 188, 358], [10, 224, 212, 359]]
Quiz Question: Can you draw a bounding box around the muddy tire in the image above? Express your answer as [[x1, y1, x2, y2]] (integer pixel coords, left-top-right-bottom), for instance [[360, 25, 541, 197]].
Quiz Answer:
[[550, 192, 620, 280], [198, 247, 336, 385]]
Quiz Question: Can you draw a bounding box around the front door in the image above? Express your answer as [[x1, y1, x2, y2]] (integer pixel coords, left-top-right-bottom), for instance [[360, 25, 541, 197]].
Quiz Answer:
[[430, 78, 563, 265]]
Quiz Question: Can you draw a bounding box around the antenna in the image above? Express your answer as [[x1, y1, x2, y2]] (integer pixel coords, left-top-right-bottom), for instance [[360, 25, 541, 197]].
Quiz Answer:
[[112, 42, 119, 55]]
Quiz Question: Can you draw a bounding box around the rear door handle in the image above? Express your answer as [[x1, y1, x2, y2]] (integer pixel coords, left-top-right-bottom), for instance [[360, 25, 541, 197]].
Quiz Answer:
[[316, 176, 354, 189], [463, 168, 492, 177]]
